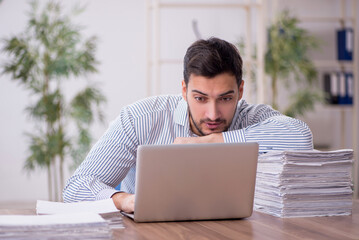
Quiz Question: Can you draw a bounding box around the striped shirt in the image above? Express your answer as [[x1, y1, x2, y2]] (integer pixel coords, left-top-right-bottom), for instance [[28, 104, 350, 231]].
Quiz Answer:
[[63, 95, 313, 202]]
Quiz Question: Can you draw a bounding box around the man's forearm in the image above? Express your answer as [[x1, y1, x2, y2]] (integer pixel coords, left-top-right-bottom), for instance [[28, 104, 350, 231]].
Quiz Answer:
[[222, 116, 313, 152]]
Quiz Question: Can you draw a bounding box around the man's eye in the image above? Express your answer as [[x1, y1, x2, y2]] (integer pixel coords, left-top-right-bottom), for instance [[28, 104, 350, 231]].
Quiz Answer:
[[195, 96, 206, 102], [220, 97, 233, 102]]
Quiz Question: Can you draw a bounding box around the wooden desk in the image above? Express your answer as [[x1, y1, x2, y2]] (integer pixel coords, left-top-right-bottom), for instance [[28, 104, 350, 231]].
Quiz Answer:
[[1, 200, 358, 240]]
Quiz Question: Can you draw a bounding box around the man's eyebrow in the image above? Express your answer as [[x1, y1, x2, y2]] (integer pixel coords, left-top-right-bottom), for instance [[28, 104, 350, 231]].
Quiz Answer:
[[192, 90, 208, 96], [219, 90, 235, 96], [191, 90, 235, 96]]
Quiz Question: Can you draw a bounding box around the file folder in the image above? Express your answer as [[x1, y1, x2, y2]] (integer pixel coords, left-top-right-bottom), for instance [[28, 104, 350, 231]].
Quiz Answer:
[[337, 28, 353, 61]]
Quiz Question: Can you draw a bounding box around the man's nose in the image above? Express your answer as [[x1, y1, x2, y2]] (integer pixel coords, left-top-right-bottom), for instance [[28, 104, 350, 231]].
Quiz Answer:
[[206, 101, 220, 120]]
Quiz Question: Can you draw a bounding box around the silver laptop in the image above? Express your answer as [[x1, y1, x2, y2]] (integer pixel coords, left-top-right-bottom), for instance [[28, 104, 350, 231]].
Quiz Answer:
[[122, 142, 259, 222]]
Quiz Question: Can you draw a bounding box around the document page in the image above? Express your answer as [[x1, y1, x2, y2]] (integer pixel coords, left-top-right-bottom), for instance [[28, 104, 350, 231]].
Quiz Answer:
[[36, 199, 119, 214]]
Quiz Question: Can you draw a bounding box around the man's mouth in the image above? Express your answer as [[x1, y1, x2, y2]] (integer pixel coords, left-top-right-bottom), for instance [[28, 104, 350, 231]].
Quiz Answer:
[[205, 121, 223, 130]]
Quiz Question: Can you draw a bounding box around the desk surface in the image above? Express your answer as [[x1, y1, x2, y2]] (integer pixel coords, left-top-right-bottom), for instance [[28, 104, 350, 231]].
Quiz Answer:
[[1, 200, 358, 240]]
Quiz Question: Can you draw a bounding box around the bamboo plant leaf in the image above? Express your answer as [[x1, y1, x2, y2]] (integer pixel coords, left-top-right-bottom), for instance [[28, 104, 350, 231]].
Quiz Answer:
[[1, 36, 38, 84], [70, 127, 92, 170], [284, 89, 324, 118], [24, 132, 52, 170], [70, 86, 106, 126], [25, 89, 63, 123]]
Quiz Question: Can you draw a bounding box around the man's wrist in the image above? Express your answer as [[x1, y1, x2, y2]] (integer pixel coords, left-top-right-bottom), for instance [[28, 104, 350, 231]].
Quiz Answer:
[[206, 132, 224, 143], [111, 192, 128, 210]]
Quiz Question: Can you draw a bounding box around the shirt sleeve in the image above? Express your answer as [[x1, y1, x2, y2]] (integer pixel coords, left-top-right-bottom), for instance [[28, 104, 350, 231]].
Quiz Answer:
[[63, 106, 138, 202], [222, 115, 313, 153]]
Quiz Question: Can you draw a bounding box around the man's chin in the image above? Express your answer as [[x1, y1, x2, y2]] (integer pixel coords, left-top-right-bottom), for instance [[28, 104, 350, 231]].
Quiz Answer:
[[202, 128, 226, 135]]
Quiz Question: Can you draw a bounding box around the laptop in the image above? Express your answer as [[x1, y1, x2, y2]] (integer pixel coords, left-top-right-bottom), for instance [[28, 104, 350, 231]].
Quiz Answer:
[[122, 142, 259, 222]]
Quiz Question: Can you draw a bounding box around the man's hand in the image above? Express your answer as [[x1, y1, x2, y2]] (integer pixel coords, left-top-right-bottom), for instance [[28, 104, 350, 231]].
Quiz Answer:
[[173, 132, 224, 144], [111, 192, 135, 213]]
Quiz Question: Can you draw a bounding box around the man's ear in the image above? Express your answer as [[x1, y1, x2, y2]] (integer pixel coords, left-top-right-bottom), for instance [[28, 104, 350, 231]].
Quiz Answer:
[[182, 80, 187, 101], [238, 80, 244, 100]]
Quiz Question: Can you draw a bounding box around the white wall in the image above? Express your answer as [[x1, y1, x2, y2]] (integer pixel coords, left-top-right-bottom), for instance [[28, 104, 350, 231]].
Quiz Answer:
[[0, 0, 356, 203]]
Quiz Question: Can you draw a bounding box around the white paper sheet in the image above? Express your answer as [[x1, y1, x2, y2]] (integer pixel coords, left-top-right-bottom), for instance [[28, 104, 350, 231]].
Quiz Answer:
[[0, 212, 105, 226], [36, 199, 119, 215]]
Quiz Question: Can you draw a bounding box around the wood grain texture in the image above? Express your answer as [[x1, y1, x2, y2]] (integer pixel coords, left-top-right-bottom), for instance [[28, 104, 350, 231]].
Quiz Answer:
[[1, 200, 358, 240], [114, 200, 359, 240]]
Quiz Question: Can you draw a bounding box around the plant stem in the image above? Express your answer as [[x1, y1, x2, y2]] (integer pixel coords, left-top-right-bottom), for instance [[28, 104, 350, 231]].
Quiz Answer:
[[47, 164, 52, 201], [59, 154, 64, 201], [59, 125, 64, 201], [271, 72, 278, 110], [57, 79, 64, 201], [43, 69, 56, 201], [53, 159, 59, 201]]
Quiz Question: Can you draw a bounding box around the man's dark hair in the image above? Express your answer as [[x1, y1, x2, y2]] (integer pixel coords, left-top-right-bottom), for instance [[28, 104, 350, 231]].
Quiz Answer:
[[183, 37, 243, 86]]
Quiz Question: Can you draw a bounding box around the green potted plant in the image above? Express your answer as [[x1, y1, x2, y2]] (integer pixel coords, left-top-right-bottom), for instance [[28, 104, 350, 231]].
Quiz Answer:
[[1, 1, 106, 201], [265, 10, 323, 117]]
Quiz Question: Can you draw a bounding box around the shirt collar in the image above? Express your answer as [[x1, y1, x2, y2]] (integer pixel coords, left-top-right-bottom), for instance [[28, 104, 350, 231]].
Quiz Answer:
[[174, 97, 188, 127], [174, 97, 197, 136], [228, 99, 246, 131]]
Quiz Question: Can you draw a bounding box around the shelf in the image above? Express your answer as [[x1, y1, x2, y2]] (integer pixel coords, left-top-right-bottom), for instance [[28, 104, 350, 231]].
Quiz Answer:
[[299, 16, 356, 23], [313, 60, 354, 68], [322, 104, 353, 110]]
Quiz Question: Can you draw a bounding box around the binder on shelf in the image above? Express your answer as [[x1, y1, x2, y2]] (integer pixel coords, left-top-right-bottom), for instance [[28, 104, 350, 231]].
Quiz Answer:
[[323, 73, 332, 104], [330, 72, 339, 104], [346, 72, 353, 105], [322, 71, 353, 105], [338, 72, 346, 104], [323, 73, 337, 104], [337, 28, 353, 61]]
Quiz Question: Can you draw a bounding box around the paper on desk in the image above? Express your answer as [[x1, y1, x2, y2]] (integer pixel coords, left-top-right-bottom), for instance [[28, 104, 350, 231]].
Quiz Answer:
[[36, 199, 119, 215], [0, 212, 113, 240], [36, 199, 124, 229], [0, 212, 106, 226], [254, 149, 354, 218]]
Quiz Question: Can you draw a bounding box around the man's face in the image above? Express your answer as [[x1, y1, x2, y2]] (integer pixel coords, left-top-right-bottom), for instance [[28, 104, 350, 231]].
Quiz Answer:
[[182, 73, 244, 136]]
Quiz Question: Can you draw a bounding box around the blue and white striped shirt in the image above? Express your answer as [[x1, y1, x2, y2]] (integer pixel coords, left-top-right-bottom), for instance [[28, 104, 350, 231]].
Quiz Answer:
[[63, 95, 313, 202]]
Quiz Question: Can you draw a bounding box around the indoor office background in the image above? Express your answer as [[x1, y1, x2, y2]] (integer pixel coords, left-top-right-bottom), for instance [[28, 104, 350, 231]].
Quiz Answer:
[[0, 0, 358, 207]]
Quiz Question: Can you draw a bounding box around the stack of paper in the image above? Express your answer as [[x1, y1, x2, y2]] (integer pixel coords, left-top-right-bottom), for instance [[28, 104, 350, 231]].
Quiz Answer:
[[254, 149, 353, 218], [0, 212, 112, 239], [36, 199, 124, 229]]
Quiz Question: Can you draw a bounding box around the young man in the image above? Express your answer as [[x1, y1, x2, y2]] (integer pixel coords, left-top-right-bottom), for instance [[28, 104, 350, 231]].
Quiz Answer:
[[63, 37, 313, 213]]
